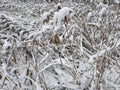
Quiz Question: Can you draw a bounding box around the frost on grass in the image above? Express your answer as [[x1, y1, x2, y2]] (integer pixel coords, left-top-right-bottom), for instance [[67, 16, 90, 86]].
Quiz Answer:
[[53, 7, 74, 31], [0, 0, 120, 90]]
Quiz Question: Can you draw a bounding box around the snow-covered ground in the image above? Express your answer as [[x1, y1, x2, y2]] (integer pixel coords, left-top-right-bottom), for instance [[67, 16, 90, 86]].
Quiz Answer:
[[0, 0, 120, 90]]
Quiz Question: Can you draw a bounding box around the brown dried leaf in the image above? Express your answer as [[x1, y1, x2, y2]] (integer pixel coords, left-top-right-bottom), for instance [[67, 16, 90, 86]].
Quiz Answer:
[[50, 34, 61, 45]]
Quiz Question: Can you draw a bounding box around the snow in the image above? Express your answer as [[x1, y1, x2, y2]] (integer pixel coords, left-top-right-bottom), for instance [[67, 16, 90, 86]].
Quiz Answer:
[[0, 0, 120, 90], [114, 0, 120, 4], [41, 11, 51, 24], [87, 11, 93, 22], [54, 3, 62, 11], [98, 7, 107, 16], [53, 7, 74, 31], [1, 40, 11, 54]]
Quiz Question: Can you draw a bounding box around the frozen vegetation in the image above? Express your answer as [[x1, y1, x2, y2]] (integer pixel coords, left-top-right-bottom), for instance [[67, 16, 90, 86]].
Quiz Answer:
[[0, 0, 120, 90]]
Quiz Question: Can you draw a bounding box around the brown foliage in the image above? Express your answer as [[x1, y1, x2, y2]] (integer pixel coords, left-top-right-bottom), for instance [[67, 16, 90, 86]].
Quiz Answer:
[[43, 16, 49, 24], [50, 34, 61, 45]]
